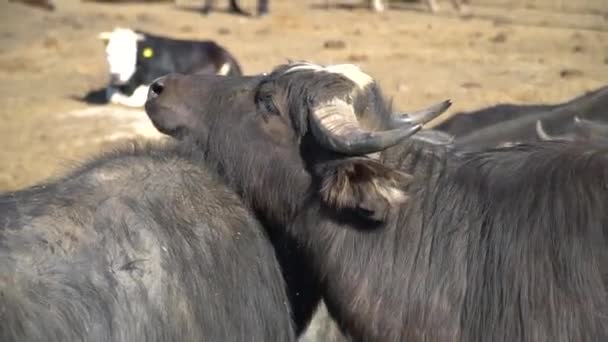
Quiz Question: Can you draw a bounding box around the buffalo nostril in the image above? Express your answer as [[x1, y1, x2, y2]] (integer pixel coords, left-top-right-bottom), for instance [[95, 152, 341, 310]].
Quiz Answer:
[[151, 81, 164, 96], [147, 78, 166, 101]]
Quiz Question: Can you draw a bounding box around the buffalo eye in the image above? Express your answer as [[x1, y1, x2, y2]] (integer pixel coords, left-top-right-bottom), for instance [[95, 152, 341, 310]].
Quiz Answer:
[[259, 95, 279, 116]]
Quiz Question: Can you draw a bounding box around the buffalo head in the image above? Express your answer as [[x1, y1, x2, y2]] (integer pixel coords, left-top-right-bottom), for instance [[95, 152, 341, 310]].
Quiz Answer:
[[145, 62, 449, 223]]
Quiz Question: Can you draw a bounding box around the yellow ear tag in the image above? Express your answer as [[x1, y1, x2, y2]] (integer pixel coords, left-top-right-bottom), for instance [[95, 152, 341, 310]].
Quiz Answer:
[[143, 47, 154, 58]]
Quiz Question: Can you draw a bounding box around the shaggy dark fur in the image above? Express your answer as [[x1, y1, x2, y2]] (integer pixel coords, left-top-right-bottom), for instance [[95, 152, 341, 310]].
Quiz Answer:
[[298, 140, 608, 341], [0, 142, 295, 342], [145, 63, 608, 341], [146, 64, 404, 334]]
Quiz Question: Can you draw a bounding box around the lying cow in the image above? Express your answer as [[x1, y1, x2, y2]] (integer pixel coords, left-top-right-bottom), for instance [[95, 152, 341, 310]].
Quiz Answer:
[[145, 62, 607, 341], [436, 85, 608, 150], [0, 143, 295, 341], [202, 0, 269, 16], [96, 27, 242, 107]]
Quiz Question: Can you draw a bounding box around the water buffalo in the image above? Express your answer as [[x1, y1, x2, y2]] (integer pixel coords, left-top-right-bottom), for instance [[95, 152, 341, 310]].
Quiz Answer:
[[536, 116, 608, 145], [435, 85, 608, 150], [144, 61, 607, 341], [0, 143, 295, 341]]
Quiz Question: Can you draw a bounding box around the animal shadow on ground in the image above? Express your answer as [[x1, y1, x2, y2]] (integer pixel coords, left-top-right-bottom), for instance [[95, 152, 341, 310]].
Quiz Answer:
[[70, 88, 110, 105], [173, 2, 259, 17]]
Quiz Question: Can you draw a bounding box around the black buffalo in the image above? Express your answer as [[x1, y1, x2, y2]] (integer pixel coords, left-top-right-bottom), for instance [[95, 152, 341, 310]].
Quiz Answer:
[[0, 143, 295, 341], [536, 116, 608, 145], [145, 62, 607, 341], [435, 85, 608, 150]]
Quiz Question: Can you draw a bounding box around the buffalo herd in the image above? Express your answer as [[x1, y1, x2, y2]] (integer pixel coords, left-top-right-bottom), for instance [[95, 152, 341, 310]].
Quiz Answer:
[[2, 61, 607, 341]]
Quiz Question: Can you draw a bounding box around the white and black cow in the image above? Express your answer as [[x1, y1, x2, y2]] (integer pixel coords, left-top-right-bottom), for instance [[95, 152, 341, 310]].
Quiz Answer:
[[98, 28, 242, 107]]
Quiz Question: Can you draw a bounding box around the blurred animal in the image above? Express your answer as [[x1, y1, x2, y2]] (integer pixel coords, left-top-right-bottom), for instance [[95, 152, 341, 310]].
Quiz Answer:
[[145, 62, 607, 341], [536, 116, 608, 145], [84, 0, 174, 2], [323, 0, 385, 11], [202, 0, 269, 16], [368, 0, 385, 12], [324, 0, 468, 13], [0, 142, 296, 342], [425, 0, 468, 13], [96, 27, 241, 107], [436, 85, 608, 150], [9, 0, 55, 11]]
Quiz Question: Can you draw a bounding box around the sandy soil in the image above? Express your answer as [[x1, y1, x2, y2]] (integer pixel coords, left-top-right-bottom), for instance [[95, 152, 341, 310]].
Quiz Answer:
[[0, 0, 607, 191]]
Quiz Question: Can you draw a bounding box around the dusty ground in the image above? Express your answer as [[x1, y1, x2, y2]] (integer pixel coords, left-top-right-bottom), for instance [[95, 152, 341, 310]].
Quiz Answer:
[[0, 0, 607, 191]]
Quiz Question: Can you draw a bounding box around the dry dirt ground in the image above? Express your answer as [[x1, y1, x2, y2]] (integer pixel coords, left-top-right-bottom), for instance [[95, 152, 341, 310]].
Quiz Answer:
[[0, 0, 606, 192]]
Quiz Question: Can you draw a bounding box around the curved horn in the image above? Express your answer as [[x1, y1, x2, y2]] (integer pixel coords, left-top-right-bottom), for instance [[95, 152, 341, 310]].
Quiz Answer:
[[573, 116, 608, 140], [411, 129, 455, 146], [309, 98, 421, 155], [535, 120, 573, 141], [535, 120, 553, 141], [393, 99, 452, 126], [573, 116, 598, 130]]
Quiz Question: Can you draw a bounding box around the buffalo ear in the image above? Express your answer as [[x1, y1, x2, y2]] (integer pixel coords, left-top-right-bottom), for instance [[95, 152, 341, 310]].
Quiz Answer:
[[317, 157, 411, 222]]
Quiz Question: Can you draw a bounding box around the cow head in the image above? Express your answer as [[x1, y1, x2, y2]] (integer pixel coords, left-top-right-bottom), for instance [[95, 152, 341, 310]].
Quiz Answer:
[[98, 28, 145, 85], [145, 62, 447, 223]]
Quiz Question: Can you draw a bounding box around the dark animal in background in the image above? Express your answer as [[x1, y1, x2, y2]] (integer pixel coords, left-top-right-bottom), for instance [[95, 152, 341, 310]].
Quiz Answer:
[[145, 62, 608, 341], [93, 27, 241, 107], [202, 0, 269, 16], [436, 85, 608, 150], [425, 0, 468, 13], [536, 116, 608, 145], [323, 0, 388, 12], [0, 143, 295, 342], [436, 85, 608, 136], [9, 0, 55, 11]]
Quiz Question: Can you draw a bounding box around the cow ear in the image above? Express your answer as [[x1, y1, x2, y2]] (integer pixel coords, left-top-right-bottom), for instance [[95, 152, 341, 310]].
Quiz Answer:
[[317, 157, 411, 222], [97, 32, 112, 41]]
